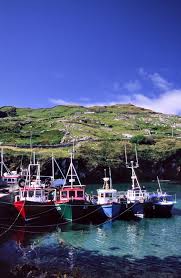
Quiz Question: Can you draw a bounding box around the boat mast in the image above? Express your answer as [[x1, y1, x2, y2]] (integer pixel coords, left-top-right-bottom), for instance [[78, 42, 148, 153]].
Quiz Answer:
[[109, 167, 112, 189], [0, 147, 11, 176], [125, 145, 142, 191], [52, 153, 55, 181], [157, 176, 163, 194], [70, 152, 73, 188], [52, 156, 65, 180], [63, 152, 82, 187], [1, 147, 3, 177]]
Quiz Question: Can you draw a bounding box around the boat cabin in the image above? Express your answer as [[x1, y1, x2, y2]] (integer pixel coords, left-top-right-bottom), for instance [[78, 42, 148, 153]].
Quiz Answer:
[[97, 188, 118, 205], [2, 171, 20, 185], [127, 189, 148, 203], [15, 187, 56, 203], [148, 193, 175, 204], [58, 186, 85, 203]]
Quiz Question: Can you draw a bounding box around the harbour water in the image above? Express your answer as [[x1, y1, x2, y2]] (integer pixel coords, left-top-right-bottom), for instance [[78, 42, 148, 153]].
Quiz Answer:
[[0, 182, 181, 277]]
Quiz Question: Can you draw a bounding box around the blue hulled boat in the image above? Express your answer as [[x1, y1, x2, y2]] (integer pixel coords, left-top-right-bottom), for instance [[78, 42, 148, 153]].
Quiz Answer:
[[91, 169, 125, 221], [145, 177, 176, 217]]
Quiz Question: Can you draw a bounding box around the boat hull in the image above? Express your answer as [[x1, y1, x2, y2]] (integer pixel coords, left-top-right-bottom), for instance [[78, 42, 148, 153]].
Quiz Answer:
[[126, 201, 145, 218], [101, 203, 122, 219], [89, 202, 128, 222], [153, 203, 173, 217], [14, 200, 60, 224], [55, 201, 93, 223], [0, 194, 18, 221], [144, 202, 174, 217]]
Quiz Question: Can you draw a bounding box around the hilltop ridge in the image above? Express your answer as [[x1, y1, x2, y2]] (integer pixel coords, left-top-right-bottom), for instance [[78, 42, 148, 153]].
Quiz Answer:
[[1, 104, 181, 181], [0, 104, 180, 147]]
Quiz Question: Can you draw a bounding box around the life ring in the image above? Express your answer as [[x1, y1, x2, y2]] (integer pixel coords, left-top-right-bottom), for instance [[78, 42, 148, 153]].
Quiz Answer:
[[18, 178, 25, 187]]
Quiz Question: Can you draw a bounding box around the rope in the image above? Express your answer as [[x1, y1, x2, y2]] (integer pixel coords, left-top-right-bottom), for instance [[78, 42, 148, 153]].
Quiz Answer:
[[0, 202, 24, 238], [24, 206, 57, 219], [0, 203, 138, 236], [94, 202, 137, 228], [0, 202, 137, 229], [0, 202, 139, 238], [0, 200, 105, 207]]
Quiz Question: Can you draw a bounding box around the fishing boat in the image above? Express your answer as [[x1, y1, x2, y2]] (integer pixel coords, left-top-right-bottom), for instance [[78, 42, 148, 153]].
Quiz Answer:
[[0, 148, 22, 187], [55, 152, 91, 223], [13, 157, 58, 224], [145, 177, 176, 217], [124, 146, 149, 218], [91, 168, 123, 221]]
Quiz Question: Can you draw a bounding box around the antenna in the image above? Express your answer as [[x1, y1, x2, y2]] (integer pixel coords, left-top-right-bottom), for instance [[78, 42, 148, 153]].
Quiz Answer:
[[135, 144, 139, 167], [30, 131, 33, 163], [33, 152, 36, 164], [1, 147, 3, 177], [104, 168, 107, 178], [157, 176, 162, 194], [109, 167, 112, 189], [52, 153, 55, 180], [72, 139, 75, 159], [124, 145, 128, 166]]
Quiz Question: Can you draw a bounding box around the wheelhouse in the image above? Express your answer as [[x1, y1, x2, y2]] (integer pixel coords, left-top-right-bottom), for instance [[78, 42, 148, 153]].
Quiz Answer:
[[149, 193, 175, 204], [15, 187, 56, 202], [2, 173, 20, 184], [58, 187, 85, 203], [127, 189, 148, 203], [97, 189, 118, 205]]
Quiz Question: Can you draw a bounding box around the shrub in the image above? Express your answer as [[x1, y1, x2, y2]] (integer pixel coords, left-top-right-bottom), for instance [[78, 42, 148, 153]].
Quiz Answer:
[[130, 135, 155, 145]]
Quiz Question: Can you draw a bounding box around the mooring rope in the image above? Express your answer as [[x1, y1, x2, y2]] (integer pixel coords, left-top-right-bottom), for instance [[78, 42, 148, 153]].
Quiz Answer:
[[94, 202, 138, 228], [0, 202, 138, 233], [0, 203, 24, 238]]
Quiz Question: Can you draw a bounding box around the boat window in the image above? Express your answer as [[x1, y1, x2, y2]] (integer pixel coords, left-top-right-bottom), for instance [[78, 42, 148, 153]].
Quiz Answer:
[[166, 196, 173, 201], [8, 178, 11, 182], [12, 179, 14, 182], [77, 191, 83, 197], [4, 178, 7, 182], [100, 193, 104, 198], [105, 193, 112, 198], [29, 191, 34, 197], [35, 191, 42, 197], [61, 191, 67, 198], [69, 191, 75, 198], [23, 191, 27, 198]]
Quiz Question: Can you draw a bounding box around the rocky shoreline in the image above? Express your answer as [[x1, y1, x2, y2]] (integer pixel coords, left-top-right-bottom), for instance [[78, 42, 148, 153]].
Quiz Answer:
[[2, 153, 181, 184]]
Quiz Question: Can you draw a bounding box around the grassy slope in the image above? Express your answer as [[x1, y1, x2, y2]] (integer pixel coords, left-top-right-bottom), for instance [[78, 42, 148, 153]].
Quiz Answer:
[[0, 104, 181, 162]]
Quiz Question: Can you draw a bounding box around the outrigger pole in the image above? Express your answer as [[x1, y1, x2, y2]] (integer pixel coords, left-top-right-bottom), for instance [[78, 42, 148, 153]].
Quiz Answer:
[[124, 144, 142, 191]]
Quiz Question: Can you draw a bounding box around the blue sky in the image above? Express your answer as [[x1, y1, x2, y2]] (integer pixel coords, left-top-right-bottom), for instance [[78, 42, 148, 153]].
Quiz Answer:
[[0, 0, 181, 114]]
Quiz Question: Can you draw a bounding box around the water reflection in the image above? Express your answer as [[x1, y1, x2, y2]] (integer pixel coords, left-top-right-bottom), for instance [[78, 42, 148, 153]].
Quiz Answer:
[[0, 182, 181, 276]]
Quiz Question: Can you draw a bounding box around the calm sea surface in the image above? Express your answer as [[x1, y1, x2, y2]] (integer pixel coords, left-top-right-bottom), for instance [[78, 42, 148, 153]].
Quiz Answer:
[[0, 182, 181, 277]]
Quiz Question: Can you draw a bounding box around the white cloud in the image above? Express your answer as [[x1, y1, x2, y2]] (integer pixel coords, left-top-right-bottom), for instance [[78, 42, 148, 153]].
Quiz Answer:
[[148, 73, 172, 91], [123, 80, 142, 93], [138, 68, 172, 91], [131, 90, 181, 114], [49, 97, 118, 107], [49, 90, 181, 115], [48, 98, 77, 106]]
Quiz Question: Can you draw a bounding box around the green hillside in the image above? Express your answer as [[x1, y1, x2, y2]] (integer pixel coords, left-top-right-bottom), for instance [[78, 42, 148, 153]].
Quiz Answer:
[[0, 104, 181, 162]]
